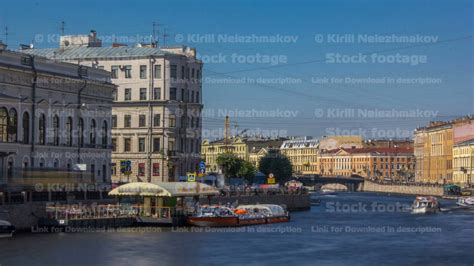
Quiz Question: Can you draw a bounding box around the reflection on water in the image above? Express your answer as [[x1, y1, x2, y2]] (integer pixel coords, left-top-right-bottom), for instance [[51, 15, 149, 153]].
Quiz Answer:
[[1, 193, 473, 266]]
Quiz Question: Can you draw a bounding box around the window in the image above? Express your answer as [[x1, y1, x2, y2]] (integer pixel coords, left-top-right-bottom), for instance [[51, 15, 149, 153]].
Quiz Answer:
[[90, 164, 95, 180], [139, 65, 147, 79], [196, 117, 200, 128], [0, 108, 7, 142], [154, 65, 161, 79], [78, 118, 84, 147], [124, 65, 132, 78], [112, 88, 117, 101], [22, 112, 29, 144], [124, 88, 131, 101], [153, 163, 160, 176], [169, 140, 175, 151], [66, 117, 73, 146], [191, 91, 195, 103], [181, 88, 185, 101], [111, 65, 119, 79], [170, 88, 177, 100], [139, 138, 145, 152], [196, 92, 200, 103], [39, 113, 46, 145], [153, 138, 161, 152], [169, 115, 176, 127], [170, 64, 177, 79], [197, 69, 201, 80], [139, 115, 146, 127], [112, 138, 117, 151], [90, 119, 96, 145], [124, 138, 131, 152], [8, 108, 17, 142], [138, 163, 145, 176], [53, 115, 60, 145], [153, 88, 161, 100], [181, 66, 185, 79], [191, 68, 195, 78], [153, 114, 161, 127], [101, 121, 108, 146], [112, 115, 117, 128], [124, 115, 131, 128], [139, 88, 147, 100]]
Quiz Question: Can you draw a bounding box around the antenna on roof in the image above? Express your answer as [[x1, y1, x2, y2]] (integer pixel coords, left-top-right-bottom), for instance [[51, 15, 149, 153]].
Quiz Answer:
[[4, 26, 9, 45], [152, 21, 164, 47], [60, 20, 66, 36], [162, 28, 170, 46]]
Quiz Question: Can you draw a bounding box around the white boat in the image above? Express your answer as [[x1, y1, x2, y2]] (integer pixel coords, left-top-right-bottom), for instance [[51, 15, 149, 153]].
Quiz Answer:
[[457, 196, 474, 208], [411, 196, 439, 214], [0, 220, 15, 238]]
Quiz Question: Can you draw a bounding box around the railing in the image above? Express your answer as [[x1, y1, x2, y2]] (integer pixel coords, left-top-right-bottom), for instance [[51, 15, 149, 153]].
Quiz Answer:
[[46, 203, 173, 221]]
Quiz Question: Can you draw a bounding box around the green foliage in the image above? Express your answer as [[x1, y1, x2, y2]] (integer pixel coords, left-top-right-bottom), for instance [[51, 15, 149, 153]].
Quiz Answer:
[[238, 160, 257, 182], [216, 153, 257, 181], [258, 150, 293, 183]]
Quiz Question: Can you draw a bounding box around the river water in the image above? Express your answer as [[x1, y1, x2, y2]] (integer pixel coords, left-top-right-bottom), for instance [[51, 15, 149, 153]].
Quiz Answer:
[[1, 192, 473, 266]]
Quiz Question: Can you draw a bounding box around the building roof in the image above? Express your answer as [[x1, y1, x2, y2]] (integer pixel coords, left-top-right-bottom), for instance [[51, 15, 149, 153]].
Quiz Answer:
[[22, 46, 172, 60], [322, 147, 414, 155], [281, 138, 319, 149], [454, 138, 474, 147]]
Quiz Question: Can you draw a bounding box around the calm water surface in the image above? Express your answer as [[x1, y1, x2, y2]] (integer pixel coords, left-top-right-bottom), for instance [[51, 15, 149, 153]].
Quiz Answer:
[[1, 192, 473, 266]]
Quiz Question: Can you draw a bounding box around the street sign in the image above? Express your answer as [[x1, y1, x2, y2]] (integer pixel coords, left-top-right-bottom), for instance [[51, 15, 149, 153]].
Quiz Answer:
[[187, 172, 196, 182], [198, 161, 206, 177], [267, 173, 276, 184]]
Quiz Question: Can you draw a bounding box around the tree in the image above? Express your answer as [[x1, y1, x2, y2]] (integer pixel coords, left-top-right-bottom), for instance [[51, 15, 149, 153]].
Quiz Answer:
[[216, 153, 243, 179], [258, 151, 293, 184], [237, 160, 256, 182]]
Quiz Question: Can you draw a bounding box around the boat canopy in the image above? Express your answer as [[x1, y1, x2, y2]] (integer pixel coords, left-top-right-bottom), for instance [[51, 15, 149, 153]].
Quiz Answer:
[[237, 204, 286, 216], [108, 182, 164, 196], [108, 182, 220, 197]]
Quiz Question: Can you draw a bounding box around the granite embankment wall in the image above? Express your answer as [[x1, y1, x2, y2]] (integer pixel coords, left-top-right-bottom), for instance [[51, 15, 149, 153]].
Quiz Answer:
[[0, 203, 48, 231], [361, 180, 444, 196], [1, 194, 310, 230], [200, 194, 311, 211]]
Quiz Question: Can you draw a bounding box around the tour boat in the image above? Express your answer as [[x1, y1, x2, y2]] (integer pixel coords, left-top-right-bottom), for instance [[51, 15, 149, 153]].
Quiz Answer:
[[456, 196, 474, 209], [0, 220, 15, 238], [186, 204, 290, 227], [411, 196, 439, 214]]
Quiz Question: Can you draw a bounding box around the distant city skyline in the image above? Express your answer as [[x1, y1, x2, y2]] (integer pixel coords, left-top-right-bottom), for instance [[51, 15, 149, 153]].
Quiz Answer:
[[1, 0, 472, 138]]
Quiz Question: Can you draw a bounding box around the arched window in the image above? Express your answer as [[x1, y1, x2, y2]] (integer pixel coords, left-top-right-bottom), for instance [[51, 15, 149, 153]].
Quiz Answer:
[[78, 118, 84, 147], [8, 108, 17, 143], [90, 119, 96, 146], [0, 107, 8, 142], [22, 112, 30, 144], [66, 117, 73, 146], [53, 115, 60, 145], [38, 113, 46, 145], [53, 159, 59, 168], [101, 121, 108, 146]]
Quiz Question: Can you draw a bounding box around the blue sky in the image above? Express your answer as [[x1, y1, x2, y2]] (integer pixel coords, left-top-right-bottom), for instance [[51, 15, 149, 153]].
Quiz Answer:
[[1, 0, 472, 139]]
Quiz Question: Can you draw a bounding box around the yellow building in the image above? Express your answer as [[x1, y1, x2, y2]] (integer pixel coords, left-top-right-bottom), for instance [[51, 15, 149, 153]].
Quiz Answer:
[[414, 117, 473, 184], [201, 138, 285, 174], [453, 139, 474, 186], [319, 147, 415, 180], [280, 138, 320, 175]]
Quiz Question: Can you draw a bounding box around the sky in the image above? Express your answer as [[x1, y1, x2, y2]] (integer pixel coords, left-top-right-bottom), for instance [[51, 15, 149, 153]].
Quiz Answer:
[[1, 0, 473, 140]]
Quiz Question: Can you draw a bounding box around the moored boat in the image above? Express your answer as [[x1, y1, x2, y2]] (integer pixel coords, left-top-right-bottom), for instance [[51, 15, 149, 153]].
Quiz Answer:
[[186, 204, 290, 227], [411, 196, 439, 214], [0, 220, 15, 238], [456, 196, 474, 209]]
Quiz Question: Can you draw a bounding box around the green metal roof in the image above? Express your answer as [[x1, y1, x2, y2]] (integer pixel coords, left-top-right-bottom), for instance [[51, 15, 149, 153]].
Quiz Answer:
[[21, 46, 171, 60]]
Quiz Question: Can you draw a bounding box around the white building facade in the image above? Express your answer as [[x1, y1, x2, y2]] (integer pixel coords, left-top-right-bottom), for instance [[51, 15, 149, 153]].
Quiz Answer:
[[24, 34, 203, 183], [0, 45, 115, 188]]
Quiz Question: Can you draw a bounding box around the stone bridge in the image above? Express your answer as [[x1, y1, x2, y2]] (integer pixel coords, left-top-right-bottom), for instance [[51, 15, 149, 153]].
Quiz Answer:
[[296, 176, 365, 192]]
